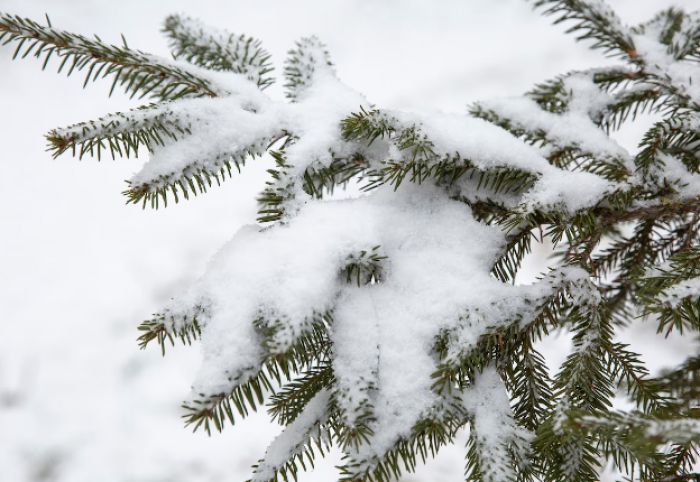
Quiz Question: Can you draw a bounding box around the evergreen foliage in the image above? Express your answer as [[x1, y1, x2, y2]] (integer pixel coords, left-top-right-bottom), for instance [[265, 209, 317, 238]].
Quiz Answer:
[[2, 2, 700, 481]]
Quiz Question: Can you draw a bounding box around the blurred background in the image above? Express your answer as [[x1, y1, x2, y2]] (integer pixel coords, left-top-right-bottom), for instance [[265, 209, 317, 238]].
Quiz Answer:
[[0, 1, 697, 481]]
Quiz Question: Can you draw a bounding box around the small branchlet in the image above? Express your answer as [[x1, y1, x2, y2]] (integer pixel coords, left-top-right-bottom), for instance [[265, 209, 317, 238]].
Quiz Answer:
[[183, 314, 332, 435], [163, 14, 274, 89], [338, 414, 465, 482], [284, 36, 334, 101], [340, 247, 386, 286], [136, 306, 207, 355], [124, 137, 275, 209], [0, 12, 224, 100], [534, 0, 637, 60], [46, 103, 192, 159]]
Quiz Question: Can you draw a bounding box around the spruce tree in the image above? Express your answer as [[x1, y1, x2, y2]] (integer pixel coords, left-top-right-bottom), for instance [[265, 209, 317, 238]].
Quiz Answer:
[[2, 1, 700, 481]]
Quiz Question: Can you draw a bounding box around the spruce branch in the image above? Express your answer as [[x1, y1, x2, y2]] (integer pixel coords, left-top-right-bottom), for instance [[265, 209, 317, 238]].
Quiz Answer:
[[256, 152, 294, 223], [554, 308, 615, 413], [657, 355, 700, 414], [301, 155, 368, 200], [46, 102, 192, 160], [463, 368, 535, 482], [599, 85, 664, 132], [599, 198, 700, 225], [533, 0, 636, 59], [136, 305, 207, 355], [558, 410, 700, 468], [125, 134, 282, 209], [268, 363, 334, 426], [182, 313, 332, 435], [634, 8, 700, 61], [183, 369, 273, 434], [491, 228, 536, 284], [344, 107, 539, 194], [471, 103, 631, 182], [636, 112, 700, 178], [338, 413, 465, 482], [340, 247, 386, 286], [604, 342, 668, 413], [3, 3, 700, 481], [284, 36, 334, 101], [505, 340, 555, 432], [250, 390, 334, 482], [0, 12, 226, 100], [163, 14, 274, 89]]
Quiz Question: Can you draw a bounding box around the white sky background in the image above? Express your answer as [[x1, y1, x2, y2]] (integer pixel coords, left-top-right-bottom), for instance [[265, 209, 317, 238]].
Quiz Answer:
[[0, 1, 698, 481]]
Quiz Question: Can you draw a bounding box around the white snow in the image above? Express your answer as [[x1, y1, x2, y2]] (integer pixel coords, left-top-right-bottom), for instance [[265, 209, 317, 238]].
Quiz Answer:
[[174, 180, 595, 464], [3, 1, 700, 482], [660, 277, 700, 306], [164, 14, 272, 85], [632, 23, 700, 107], [478, 96, 630, 163], [127, 57, 368, 202], [401, 108, 619, 212], [462, 367, 532, 482], [657, 153, 700, 199], [251, 389, 331, 482]]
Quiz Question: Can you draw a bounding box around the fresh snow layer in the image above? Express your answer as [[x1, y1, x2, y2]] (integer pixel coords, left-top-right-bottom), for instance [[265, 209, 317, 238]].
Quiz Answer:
[[661, 277, 700, 306], [251, 390, 331, 482], [171, 182, 589, 461], [462, 367, 531, 482], [129, 61, 367, 199], [125, 16, 623, 468], [478, 96, 630, 163], [127, 46, 618, 217], [7, 2, 700, 481], [397, 109, 618, 213]]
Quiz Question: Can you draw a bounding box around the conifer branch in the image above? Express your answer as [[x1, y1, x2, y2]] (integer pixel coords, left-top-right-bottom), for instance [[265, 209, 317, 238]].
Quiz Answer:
[[554, 308, 615, 413], [657, 355, 700, 413], [604, 342, 668, 413], [136, 305, 208, 355], [3, 4, 700, 480], [340, 247, 386, 286], [533, 0, 636, 59], [268, 363, 334, 426], [284, 36, 334, 101], [344, 107, 540, 193], [250, 390, 334, 482], [636, 112, 700, 177], [338, 413, 466, 482], [491, 228, 536, 284], [0, 12, 225, 100], [257, 148, 368, 223], [46, 103, 192, 159], [255, 147, 298, 223], [635, 8, 700, 61], [471, 103, 631, 182], [163, 14, 274, 89], [182, 313, 332, 435], [599, 86, 664, 132], [125, 134, 282, 209]]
